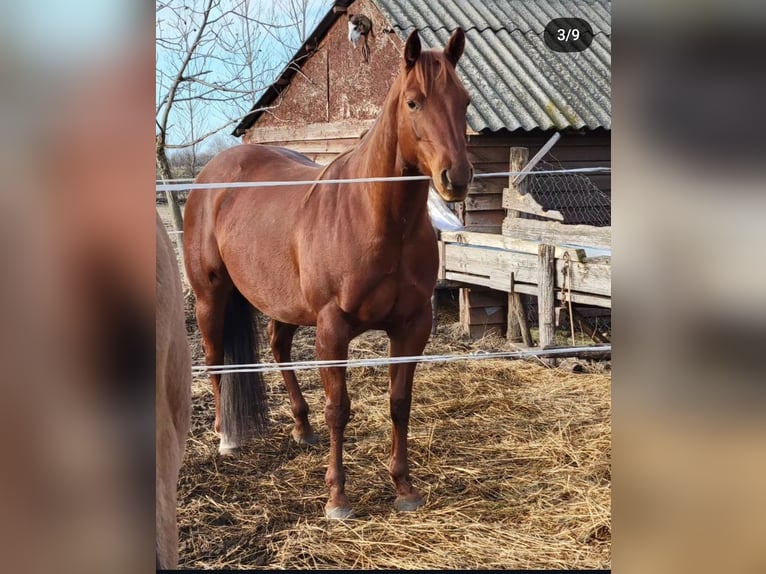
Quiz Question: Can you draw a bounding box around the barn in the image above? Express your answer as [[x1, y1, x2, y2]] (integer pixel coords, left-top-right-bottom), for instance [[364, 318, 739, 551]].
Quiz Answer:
[[233, 0, 611, 340]]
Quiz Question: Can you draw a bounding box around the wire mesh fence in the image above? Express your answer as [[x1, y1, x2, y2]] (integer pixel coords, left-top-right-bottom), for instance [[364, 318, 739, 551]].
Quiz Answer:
[[524, 157, 611, 226]]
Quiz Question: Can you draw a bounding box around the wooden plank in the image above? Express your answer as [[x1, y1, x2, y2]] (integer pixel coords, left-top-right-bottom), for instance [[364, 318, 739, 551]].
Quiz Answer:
[[502, 218, 612, 250], [247, 120, 373, 144], [502, 189, 564, 221], [277, 140, 358, 154], [440, 230, 585, 262], [465, 307, 506, 324], [438, 240, 446, 281], [443, 244, 611, 297], [460, 289, 506, 308], [463, 193, 503, 212], [538, 244, 557, 360], [447, 273, 611, 308], [463, 223, 502, 234], [513, 132, 561, 185], [508, 273, 533, 346], [459, 286, 507, 339], [507, 147, 528, 343], [462, 210, 505, 228], [509, 283, 612, 308], [467, 178, 504, 195]]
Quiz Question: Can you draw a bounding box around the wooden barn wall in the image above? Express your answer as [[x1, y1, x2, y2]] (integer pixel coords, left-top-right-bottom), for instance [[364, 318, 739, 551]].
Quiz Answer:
[[463, 128, 611, 232]]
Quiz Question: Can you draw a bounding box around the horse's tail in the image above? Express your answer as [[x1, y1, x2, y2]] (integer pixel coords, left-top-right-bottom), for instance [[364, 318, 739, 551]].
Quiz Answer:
[[220, 287, 269, 443]]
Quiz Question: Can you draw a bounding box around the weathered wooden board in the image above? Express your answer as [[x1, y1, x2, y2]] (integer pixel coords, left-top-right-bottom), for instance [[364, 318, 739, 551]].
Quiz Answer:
[[459, 287, 507, 338], [461, 223, 503, 234], [463, 193, 504, 211], [461, 209, 505, 228], [440, 231, 585, 261], [537, 244, 557, 356], [443, 244, 611, 298], [446, 272, 612, 309], [246, 120, 373, 143], [502, 188, 564, 221], [502, 218, 612, 250]]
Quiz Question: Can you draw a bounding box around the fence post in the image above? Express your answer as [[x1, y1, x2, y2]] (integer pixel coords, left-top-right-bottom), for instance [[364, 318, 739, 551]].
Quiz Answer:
[[507, 147, 532, 346], [538, 243, 557, 365]]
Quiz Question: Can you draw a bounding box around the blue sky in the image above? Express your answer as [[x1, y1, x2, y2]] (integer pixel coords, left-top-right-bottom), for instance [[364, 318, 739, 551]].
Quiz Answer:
[[156, 0, 332, 153]]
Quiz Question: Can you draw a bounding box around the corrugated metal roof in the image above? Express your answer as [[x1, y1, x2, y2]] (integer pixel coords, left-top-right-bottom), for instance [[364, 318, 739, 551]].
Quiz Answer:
[[375, 0, 611, 131], [233, 0, 611, 135]]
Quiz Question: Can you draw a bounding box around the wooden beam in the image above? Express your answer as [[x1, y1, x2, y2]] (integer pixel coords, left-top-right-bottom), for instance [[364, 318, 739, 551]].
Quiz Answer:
[[507, 147, 529, 343], [440, 230, 585, 262], [247, 120, 374, 144], [445, 274, 611, 308], [442, 244, 611, 297], [509, 272, 533, 346], [463, 193, 503, 212], [462, 223, 502, 234], [513, 131, 561, 186], [502, 218, 612, 250], [502, 189, 564, 221], [538, 244, 557, 365], [437, 239, 446, 281], [467, 178, 504, 195]]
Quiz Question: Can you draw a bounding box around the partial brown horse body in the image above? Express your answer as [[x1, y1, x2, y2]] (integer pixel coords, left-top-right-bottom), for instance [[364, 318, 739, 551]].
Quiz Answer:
[[184, 29, 471, 518], [156, 213, 193, 568]]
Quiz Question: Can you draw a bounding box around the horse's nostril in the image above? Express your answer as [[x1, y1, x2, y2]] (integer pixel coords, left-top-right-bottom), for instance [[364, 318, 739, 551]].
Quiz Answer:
[[441, 169, 452, 189]]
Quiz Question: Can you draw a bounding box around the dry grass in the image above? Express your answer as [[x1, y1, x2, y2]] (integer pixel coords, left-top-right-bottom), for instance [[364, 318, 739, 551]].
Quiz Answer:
[[177, 294, 611, 570]]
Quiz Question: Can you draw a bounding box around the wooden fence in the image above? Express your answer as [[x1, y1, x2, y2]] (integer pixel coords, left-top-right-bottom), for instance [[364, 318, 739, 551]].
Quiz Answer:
[[438, 146, 611, 351]]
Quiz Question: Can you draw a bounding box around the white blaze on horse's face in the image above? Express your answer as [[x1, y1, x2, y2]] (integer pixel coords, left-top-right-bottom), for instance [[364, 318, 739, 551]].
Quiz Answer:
[[400, 28, 473, 203]]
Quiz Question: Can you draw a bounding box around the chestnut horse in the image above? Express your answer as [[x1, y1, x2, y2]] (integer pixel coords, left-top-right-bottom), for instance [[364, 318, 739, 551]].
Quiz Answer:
[[156, 213, 193, 568], [183, 29, 471, 519]]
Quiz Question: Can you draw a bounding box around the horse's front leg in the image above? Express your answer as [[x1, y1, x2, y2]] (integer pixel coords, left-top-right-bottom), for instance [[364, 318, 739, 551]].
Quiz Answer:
[[315, 307, 353, 519], [386, 305, 432, 512]]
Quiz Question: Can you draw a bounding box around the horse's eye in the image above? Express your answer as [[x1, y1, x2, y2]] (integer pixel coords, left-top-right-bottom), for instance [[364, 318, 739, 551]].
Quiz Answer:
[[407, 100, 418, 111]]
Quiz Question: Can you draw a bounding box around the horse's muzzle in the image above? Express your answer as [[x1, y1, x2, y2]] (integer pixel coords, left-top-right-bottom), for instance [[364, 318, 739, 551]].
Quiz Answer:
[[438, 166, 473, 201]]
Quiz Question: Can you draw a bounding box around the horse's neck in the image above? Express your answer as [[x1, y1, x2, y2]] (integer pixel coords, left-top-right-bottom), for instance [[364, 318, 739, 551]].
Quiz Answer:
[[345, 90, 429, 232]]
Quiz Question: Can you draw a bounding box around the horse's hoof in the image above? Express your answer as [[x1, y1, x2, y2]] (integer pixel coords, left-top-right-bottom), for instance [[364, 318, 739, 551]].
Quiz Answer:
[[218, 445, 242, 457], [291, 428, 319, 446], [394, 492, 424, 512], [325, 504, 355, 520], [218, 435, 242, 457]]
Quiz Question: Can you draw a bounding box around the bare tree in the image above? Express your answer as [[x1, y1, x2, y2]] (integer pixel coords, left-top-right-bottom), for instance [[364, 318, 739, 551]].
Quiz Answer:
[[156, 0, 301, 277]]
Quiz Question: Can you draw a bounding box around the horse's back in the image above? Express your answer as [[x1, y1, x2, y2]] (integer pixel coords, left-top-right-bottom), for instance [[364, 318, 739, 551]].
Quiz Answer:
[[185, 143, 321, 240], [195, 144, 320, 185], [156, 213, 192, 569]]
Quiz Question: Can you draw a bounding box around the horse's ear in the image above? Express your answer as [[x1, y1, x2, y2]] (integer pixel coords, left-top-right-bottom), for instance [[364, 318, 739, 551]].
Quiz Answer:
[[444, 28, 465, 66], [404, 30, 421, 69]]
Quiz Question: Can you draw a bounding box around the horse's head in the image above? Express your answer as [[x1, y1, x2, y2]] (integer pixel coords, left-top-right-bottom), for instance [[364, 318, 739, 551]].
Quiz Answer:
[[397, 28, 473, 202]]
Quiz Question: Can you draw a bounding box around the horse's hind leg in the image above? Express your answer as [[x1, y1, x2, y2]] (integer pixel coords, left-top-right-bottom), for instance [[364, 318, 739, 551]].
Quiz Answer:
[[267, 319, 318, 445], [193, 280, 236, 452]]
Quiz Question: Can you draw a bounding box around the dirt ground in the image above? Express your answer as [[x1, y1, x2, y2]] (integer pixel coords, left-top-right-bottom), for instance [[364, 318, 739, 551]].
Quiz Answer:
[[158, 205, 611, 569]]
